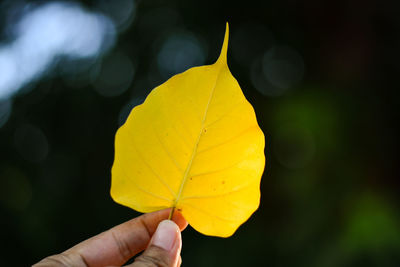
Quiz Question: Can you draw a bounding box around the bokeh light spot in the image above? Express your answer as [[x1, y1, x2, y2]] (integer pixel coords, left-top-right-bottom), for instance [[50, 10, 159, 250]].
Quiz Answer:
[[262, 46, 305, 90], [93, 51, 135, 97], [342, 194, 400, 253], [0, 99, 12, 128], [157, 31, 206, 78], [15, 2, 115, 58], [0, 47, 20, 98], [0, 1, 116, 100], [96, 0, 136, 31], [250, 58, 285, 96]]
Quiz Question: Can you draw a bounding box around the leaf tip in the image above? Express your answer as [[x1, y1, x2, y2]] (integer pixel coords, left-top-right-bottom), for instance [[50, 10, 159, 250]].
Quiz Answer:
[[216, 22, 229, 64]]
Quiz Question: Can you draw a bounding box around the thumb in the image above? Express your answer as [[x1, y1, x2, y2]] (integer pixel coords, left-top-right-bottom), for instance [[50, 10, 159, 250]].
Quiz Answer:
[[128, 220, 182, 267]]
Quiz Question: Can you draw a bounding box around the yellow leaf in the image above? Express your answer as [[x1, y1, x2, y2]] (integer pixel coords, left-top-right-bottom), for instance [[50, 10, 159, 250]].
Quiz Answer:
[[111, 23, 265, 237]]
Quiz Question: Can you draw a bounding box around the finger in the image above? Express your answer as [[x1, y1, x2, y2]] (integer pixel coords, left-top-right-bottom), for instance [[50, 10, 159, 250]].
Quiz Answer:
[[70, 208, 187, 266], [32, 253, 87, 267], [126, 220, 182, 267], [33, 208, 187, 267]]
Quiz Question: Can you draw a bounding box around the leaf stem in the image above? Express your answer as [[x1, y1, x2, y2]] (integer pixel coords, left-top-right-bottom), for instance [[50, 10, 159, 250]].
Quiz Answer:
[[168, 206, 175, 220]]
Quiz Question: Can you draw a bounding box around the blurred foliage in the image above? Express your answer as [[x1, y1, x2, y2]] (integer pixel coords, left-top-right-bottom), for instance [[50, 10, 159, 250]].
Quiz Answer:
[[0, 0, 399, 266]]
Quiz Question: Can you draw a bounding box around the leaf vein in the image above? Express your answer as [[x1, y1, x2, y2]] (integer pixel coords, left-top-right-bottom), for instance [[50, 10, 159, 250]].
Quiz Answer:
[[125, 138, 176, 198], [118, 165, 172, 202], [197, 126, 257, 154], [153, 125, 184, 172], [180, 181, 256, 201], [182, 202, 239, 222], [204, 101, 242, 128], [188, 159, 247, 179], [173, 69, 222, 206]]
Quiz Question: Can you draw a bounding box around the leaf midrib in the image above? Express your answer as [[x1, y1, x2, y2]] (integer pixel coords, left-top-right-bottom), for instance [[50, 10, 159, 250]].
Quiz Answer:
[[173, 67, 222, 208]]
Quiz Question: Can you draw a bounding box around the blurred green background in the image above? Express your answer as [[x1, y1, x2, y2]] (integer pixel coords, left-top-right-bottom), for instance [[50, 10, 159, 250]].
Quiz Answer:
[[0, 0, 399, 266]]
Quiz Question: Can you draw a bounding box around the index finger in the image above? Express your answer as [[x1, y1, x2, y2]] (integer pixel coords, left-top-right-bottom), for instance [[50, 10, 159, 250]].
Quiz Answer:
[[66, 208, 187, 267]]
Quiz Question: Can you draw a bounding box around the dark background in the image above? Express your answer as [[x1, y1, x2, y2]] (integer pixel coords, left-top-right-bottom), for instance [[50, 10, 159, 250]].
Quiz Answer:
[[0, 0, 399, 266]]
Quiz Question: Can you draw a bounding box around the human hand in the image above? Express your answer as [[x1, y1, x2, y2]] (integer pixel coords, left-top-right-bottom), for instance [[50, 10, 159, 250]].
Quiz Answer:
[[33, 209, 188, 267]]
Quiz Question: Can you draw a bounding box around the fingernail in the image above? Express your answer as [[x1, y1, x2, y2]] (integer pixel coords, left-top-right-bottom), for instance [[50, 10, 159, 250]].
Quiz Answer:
[[151, 220, 179, 251]]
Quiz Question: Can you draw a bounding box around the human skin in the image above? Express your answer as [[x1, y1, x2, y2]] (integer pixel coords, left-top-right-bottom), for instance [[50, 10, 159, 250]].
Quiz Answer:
[[33, 209, 188, 267]]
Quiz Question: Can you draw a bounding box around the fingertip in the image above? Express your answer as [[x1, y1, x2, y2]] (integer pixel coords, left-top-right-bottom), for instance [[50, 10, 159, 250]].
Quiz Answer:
[[131, 220, 181, 267], [151, 220, 181, 251]]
